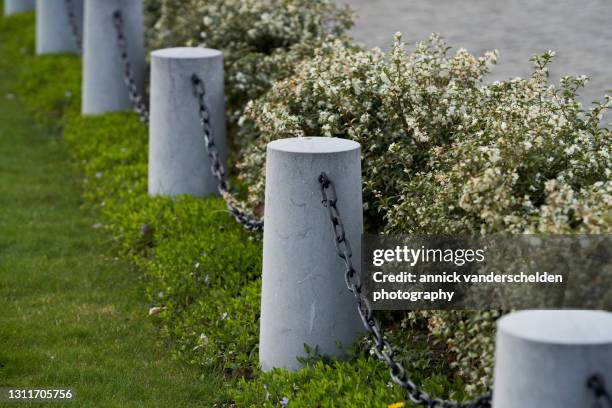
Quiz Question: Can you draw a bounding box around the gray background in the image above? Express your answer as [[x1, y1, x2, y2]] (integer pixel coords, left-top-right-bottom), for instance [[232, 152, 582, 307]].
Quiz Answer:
[[339, 0, 612, 105]]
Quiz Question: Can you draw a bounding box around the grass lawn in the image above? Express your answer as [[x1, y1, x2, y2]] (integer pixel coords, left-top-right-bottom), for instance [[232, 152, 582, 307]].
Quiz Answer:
[[0, 50, 221, 408]]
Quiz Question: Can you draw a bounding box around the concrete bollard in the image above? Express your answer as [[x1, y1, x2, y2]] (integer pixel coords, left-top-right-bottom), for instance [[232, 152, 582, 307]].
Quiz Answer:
[[148, 47, 226, 197], [4, 0, 35, 16], [259, 137, 364, 371], [36, 0, 83, 55], [493, 310, 612, 407], [82, 0, 145, 115]]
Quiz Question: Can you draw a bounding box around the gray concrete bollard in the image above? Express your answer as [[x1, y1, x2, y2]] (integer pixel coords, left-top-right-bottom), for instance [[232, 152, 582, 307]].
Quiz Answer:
[[4, 0, 35, 16], [82, 0, 145, 115], [493, 310, 612, 407], [259, 137, 364, 371], [36, 0, 83, 55], [148, 47, 226, 197]]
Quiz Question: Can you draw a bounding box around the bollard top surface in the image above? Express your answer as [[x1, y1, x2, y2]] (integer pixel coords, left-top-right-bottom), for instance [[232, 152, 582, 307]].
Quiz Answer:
[[267, 137, 360, 155], [151, 47, 222, 60], [498, 310, 612, 346]]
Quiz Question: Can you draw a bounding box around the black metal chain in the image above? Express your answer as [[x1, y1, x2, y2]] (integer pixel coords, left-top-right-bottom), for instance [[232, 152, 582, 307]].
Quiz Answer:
[[588, 375, 612, 408], [64, 0, 82, 53], [318, 172, 492, 408], [111, 10, 149, 124], [191, 73, 264, 232]]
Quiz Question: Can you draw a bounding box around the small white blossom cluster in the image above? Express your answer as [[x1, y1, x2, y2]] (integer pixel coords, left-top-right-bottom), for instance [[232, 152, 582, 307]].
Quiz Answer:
[[238, 34, 498, 216], [237, 35, 611, 390], [144, 0, 353, 122], [239, 35, 610, 236], [387, 53, 611, 236]]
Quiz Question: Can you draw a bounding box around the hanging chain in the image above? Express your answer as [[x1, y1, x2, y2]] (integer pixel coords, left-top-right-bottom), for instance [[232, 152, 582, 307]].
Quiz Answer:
[[113, 12, 261, 231], [318, 172, 492, 408], [191, 74, 264, 232], [588, 375, 612, 408], [64, 0, 82, 53], [111, 10, 150, 124]]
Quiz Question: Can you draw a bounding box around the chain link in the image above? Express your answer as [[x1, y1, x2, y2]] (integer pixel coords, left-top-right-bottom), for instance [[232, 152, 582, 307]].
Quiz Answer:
[[112, 10, 150, 124], [318, 172, 492, 408], [191, 74, 264, 232], [588, 375, 612, 408], [64, 0, 82, 53]]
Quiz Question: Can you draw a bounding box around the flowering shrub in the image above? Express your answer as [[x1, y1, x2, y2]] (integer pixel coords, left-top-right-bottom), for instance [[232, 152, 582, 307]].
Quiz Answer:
[[239, 34, 610, 235], [144, 0, 353, 122], [238, 34, 498, 222], [237, 34, 611, 389], [385, 52, 611, 236]]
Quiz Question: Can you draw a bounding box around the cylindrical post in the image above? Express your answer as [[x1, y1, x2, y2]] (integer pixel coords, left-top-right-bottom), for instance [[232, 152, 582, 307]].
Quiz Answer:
[[148, 47, 226, 197], [259, 137, 364, 371], [36, 0, 83, 55], [4, 0, 35, 16], [493, 310, 612, 407], [82, 0, 145, 115]]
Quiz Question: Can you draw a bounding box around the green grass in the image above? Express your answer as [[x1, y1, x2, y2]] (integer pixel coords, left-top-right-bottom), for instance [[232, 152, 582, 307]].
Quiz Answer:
[[0, 15, 222, 408]]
